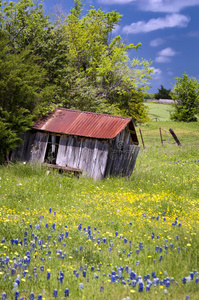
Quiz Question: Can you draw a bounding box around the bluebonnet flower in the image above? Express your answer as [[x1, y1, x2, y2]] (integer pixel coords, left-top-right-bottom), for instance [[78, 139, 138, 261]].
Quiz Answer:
[[79, 283, 84, 290], [190, 272, 194, 280], [196, 278, 199, 284], [47, 272, 50, 280], [186, 296, 190, 300], [115, 231, 118, 237], [64, 289, 69, 297], [111, 275, 115, 283], [131, 280, 137, 287], [138, 282, 144, 292], [2, 293, 7, 300], [146, 285, 150, 291], [124, 238, 127, 244], [30, 292, 34, 300], [15, 292, 19, 300], [182, 277, 186, 284], [38, 295, 42, 300], [40, 266, 44, 272], [52, 223, 55, 230], [100, 286, 104, 292], [53, 289, 58, 297], [83, 270, 86, 277], [65, 232, 68, 238]]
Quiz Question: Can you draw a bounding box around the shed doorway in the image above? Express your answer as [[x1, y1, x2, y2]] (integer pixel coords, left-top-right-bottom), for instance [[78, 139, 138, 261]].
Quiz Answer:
[[44, 135, 60, 164]]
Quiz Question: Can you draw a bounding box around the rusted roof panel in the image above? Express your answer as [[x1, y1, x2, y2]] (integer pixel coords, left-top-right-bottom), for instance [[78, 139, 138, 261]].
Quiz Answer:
[[32, 108, 138, 141]]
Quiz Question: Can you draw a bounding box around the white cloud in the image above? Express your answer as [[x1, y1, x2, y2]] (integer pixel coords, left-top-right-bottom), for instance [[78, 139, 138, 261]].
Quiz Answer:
[[150, 38, 165, 47], [99, 0, 135, 4], [151, 68, 162, 80], [155, 47, 177, 63], [98, 0, 199, 13], [155, 56, 171, 63], [112, 24, 121, 34], [139, 0, 199, 13], [158, 47, 177, 57], [122, 14, 190, 34]]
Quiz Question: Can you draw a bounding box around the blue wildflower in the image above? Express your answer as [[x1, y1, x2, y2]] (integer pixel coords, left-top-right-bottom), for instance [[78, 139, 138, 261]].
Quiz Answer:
[[30, 293, 34, 300], [64, 289, 69, 297], [15, 292, 19, 300], [100, 286, 104, 292], [47, 272, 50, 280], [2, 293, 7, 300], [79, 283, 83, 290], [53, 289, 58, 298]]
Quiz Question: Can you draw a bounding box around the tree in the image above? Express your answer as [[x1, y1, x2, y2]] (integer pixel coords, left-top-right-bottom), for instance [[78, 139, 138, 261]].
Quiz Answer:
[[62, 0, 153, 121], [0, 1, 55, 163], [170, 73, 199, 122], [154, 85, 172, 99]]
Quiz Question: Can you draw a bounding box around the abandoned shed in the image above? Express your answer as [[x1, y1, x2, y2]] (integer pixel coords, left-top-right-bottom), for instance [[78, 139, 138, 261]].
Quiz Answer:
[[12, 108, 140, 180]]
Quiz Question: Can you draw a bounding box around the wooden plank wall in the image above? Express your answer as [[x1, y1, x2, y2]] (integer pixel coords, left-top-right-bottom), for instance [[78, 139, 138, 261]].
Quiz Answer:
[[56, 136, 109, 180], [30, 132, 49, 163], [104, 127, 140, 178], [11, 131, 37, 162]]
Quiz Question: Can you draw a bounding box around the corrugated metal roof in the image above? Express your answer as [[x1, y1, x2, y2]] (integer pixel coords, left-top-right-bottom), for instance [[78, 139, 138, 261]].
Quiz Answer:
[[32, 108, 138, 141]]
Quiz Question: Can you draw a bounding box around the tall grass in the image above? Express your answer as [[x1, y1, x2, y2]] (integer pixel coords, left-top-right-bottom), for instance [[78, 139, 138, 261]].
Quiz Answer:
[[0, 120, 199, 299]]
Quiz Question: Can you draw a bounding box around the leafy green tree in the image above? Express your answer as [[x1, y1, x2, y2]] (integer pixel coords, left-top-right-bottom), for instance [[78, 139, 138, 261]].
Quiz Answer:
[[154, 85, 172, 99], [0, 29, 54, 163], [62, 0, 153, 121], [170, 73, 199, 122]]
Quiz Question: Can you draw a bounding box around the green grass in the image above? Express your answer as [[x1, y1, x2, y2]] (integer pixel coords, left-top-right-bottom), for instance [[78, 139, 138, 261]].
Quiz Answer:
[[0, 115, 199, 299], [144, 102, 173, 122]]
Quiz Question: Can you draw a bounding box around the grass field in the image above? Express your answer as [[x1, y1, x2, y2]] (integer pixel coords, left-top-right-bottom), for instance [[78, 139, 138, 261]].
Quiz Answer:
[[0, 106, 199, 299], [144, 102, 173, 122]]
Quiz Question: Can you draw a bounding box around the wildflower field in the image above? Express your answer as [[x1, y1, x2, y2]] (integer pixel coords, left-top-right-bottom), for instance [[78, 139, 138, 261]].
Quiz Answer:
[[0, 122, 199, 299]]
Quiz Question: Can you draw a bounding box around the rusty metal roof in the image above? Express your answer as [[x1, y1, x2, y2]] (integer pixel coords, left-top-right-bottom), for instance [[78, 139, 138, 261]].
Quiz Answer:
[[32, 108, 138, 142]]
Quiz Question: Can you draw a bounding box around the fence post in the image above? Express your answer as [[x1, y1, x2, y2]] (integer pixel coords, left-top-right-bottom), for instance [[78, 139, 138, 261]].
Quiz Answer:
[[169, 128, 182, 146], [159, 127, 163, 146], [139, 128, 145, 149]]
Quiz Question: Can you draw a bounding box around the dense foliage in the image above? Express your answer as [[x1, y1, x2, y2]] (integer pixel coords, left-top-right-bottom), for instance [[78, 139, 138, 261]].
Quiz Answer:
[[154, 85, 172, 100], [171, 73, 199, 122], [0, 0, 153, 162]]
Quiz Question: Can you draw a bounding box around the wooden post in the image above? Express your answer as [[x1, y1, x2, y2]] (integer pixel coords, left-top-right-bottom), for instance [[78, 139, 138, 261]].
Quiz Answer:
[[169, 128, 182, 146], [159, 127, 163, 146], [139, 128, 145, 149]]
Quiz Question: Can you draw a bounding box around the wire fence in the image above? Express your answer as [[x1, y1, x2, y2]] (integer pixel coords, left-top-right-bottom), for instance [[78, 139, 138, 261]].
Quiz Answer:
[[136, 127, 199, 149]]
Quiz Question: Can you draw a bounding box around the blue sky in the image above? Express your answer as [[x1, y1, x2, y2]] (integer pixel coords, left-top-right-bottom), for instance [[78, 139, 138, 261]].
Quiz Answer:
[[40, 1, 199, 93]]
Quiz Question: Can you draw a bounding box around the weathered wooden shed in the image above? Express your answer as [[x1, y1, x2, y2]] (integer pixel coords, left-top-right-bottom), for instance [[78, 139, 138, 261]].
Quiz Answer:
[[12, 108, 140, 180]]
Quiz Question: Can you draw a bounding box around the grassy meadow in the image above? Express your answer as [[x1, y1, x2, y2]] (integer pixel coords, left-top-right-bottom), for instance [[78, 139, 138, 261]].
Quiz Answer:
[[0, 103, 199, 299]]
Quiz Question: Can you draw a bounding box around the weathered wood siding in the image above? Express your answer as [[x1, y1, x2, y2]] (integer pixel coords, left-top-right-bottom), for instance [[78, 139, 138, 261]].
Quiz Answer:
[[30, 132, 49, 163], [56, 136, 109, 180], [11, 131, 36, 162], [104, 127, 140, 177]]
